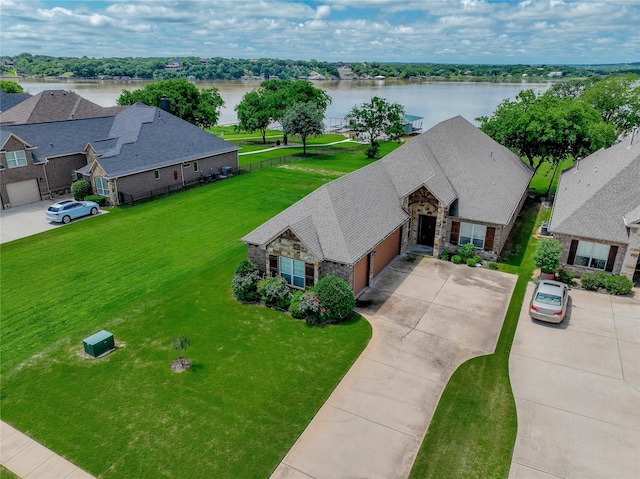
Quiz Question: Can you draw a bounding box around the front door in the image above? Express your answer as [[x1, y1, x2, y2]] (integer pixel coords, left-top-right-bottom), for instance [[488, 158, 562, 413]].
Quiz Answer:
[[417, 215, 437, 247]]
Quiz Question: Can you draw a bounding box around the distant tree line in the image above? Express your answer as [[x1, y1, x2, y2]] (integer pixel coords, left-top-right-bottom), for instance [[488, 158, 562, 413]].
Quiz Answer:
[[2, 53, 639, 81]]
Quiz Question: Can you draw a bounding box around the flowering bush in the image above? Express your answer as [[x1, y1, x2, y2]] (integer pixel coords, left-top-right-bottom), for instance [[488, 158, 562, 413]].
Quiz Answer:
[[257, 276, 292, 309], [289, 291, 324, 322], [314, 275, 355, 324], [231, 260, 261, 302]]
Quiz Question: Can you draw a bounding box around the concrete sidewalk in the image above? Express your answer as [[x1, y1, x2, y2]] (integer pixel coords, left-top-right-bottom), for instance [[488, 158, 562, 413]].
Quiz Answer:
[[270, 254, 517, 479], [0, 421, 96, 479], [509, 284, 640, 479]]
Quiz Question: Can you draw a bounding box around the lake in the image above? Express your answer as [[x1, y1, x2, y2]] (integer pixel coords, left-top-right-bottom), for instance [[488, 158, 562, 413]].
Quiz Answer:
[[16, 78, 551, 130]]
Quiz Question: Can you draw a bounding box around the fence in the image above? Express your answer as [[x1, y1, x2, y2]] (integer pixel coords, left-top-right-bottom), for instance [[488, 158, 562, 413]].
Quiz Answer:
[[240, 145, 364, 173], [118, 144, 365, 206]]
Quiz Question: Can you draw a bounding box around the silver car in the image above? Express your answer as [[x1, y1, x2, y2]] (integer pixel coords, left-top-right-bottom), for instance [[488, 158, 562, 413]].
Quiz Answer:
[[529, 279, 569, 323], [45, 200, 99, 224]]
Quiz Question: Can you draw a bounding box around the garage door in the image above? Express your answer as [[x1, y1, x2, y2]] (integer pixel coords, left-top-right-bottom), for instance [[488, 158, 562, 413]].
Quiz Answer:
[[372, 227, 402, 278], [6, 179, 41, 207]]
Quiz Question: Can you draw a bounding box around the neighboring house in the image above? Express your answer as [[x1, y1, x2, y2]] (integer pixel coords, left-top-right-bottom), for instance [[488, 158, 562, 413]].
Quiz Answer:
[[0, 92, 32, 113], [549, 133, 640, 281], [1, 102, 239, 208], [0, 89, 123, 125], [76, 103, 239, 206], [242, 116, 533, 295]]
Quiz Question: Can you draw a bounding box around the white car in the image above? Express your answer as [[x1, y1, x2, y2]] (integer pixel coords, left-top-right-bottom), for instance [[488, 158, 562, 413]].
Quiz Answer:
[[45, 200, 99, 224]]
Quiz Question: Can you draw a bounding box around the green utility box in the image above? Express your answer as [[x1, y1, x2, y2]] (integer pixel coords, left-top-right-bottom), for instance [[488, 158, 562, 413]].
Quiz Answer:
[[83, 330, 114, 358]]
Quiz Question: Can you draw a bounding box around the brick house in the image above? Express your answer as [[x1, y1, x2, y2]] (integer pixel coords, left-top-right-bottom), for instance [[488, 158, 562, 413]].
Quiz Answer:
[[549, 133, 640, 281], [241, 116, 533, 296], [1, 102, 238, 208]]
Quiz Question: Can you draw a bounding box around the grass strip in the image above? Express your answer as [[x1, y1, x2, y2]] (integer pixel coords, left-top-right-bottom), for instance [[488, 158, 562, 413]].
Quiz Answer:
[[409, 198, 552, 478]]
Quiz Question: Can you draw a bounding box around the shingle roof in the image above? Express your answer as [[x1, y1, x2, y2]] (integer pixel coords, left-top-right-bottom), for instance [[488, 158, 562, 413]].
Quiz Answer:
[[242, 116, 532, 264], [0, 92, 32, 113], [95, 103, 238, 178], [549, 134, 640, 244], [0, 90, 123, 125]]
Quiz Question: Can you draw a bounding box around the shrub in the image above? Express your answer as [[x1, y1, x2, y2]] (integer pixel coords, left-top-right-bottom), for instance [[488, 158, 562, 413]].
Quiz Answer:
[[313, 275, 355, 324], [84, 195, 107, 206], [289, 291, 322, 321], [365, 142, 380, 159], [580, 271, 609, 291], [451, 255, 462, 265], [258, 276, 292, 309], [71, 180, 91, 200], [556, 269, 575, 285], [438, 250, 451, 261], [231, 260, 261, 303], [473, 255, 482, 265], [533, 239, 563, 274], [604, 275, 633, 295], [459, 243, 475, 260], [487, 261, 499, 270], [466, 257, 477, 267]]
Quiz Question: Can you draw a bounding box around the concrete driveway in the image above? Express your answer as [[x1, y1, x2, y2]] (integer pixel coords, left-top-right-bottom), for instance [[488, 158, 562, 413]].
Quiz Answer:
[[0, 199, 105, 244], [271, 253, 517, 479], [509, 284, 640, 479]]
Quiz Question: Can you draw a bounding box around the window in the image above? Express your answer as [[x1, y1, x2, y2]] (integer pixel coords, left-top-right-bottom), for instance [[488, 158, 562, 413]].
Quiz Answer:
[[193, 161, 198, 171], [154, 169, 160, 180], [95, 177, 109, 196], [6, 150, 27, 168], [183, 162, 191, 169], [459, 222, 487, 249], [279, 257, 306, 288], [574, 241, 610, 270]]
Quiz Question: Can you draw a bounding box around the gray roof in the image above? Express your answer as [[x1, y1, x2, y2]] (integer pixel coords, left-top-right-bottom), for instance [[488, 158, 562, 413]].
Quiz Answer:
[[2, 117, 114, 162], [549, 134, 640, 244], [242, 116, 533, 264], [0, 92, 32, 113], [94, 103, 238, 178], [2, 102, 238, 178]]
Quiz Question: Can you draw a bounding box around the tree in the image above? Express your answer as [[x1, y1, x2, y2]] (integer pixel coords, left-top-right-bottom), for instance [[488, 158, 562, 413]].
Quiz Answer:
[[235, 90, 271, 143], [345, 96, 405, 153], [171, 335, 191, 369], [117, 78, 224, 128], [534, 239, 563, 276], [281, 102, 324, 154], [0, 80, 24, 93], [477, 89, 616, 190], [260, 79, 331, 144]]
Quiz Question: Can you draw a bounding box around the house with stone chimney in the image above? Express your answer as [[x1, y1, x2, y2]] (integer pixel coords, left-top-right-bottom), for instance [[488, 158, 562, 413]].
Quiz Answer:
[[549, 133, 640, 281], [241, 116, 533, 296]]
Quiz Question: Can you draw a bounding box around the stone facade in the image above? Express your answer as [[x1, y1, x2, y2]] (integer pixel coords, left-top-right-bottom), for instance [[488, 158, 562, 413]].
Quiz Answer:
[[0, 136, 48, 208], [621, 227, 640, 280]]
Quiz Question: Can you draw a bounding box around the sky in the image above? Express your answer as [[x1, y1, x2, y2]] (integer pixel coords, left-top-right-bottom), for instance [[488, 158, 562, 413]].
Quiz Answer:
[[0, 0, 638, 65]]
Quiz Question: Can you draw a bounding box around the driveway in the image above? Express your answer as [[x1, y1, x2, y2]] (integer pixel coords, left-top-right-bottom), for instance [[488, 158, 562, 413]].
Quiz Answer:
[[271, 253, 517, 479], [509, 284, 640, 479], [0, 199, 105, 244]]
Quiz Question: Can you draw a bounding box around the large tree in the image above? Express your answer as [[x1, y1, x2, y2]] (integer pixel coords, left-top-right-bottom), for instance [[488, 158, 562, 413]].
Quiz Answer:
[[281, 102, 325, 154], [234, 89, 271, 143], [477, 89, 616, 194], [549, 74, 640, 135], [260, 79, 331, 144], [345, 96, 405, 152], [117, 78, 224, 128]]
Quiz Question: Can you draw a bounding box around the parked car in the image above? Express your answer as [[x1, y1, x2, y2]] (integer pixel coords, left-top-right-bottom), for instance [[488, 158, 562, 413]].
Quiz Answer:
[[529, 279, 569, 323], [46, 200, 99, 224]]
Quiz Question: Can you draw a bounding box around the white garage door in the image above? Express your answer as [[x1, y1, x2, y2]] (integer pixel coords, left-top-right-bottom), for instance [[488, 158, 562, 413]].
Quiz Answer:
[[6, 179, 41, 207]]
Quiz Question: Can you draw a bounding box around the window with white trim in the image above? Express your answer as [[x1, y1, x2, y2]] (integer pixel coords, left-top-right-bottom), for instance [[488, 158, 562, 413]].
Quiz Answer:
[[574, 241, 610, 270], [6, 150, 27, 168], [279, 257, 305, 288], [459, 222, 487, 249], [154, 169, 160, 180], [95, 176, 109, 196]]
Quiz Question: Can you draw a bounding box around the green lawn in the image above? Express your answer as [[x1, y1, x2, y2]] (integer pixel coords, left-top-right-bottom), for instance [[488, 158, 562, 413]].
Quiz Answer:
[[409, 198, 551, 478], [528, 158, 574, 195], [0, 161, 379, 478]]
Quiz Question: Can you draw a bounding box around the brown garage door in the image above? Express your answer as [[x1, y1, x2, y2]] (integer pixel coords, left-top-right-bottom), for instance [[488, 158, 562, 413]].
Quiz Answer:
[[372, 227, 401, 278], [6, 179, 41, 207], [353, 254, 370, 296]]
